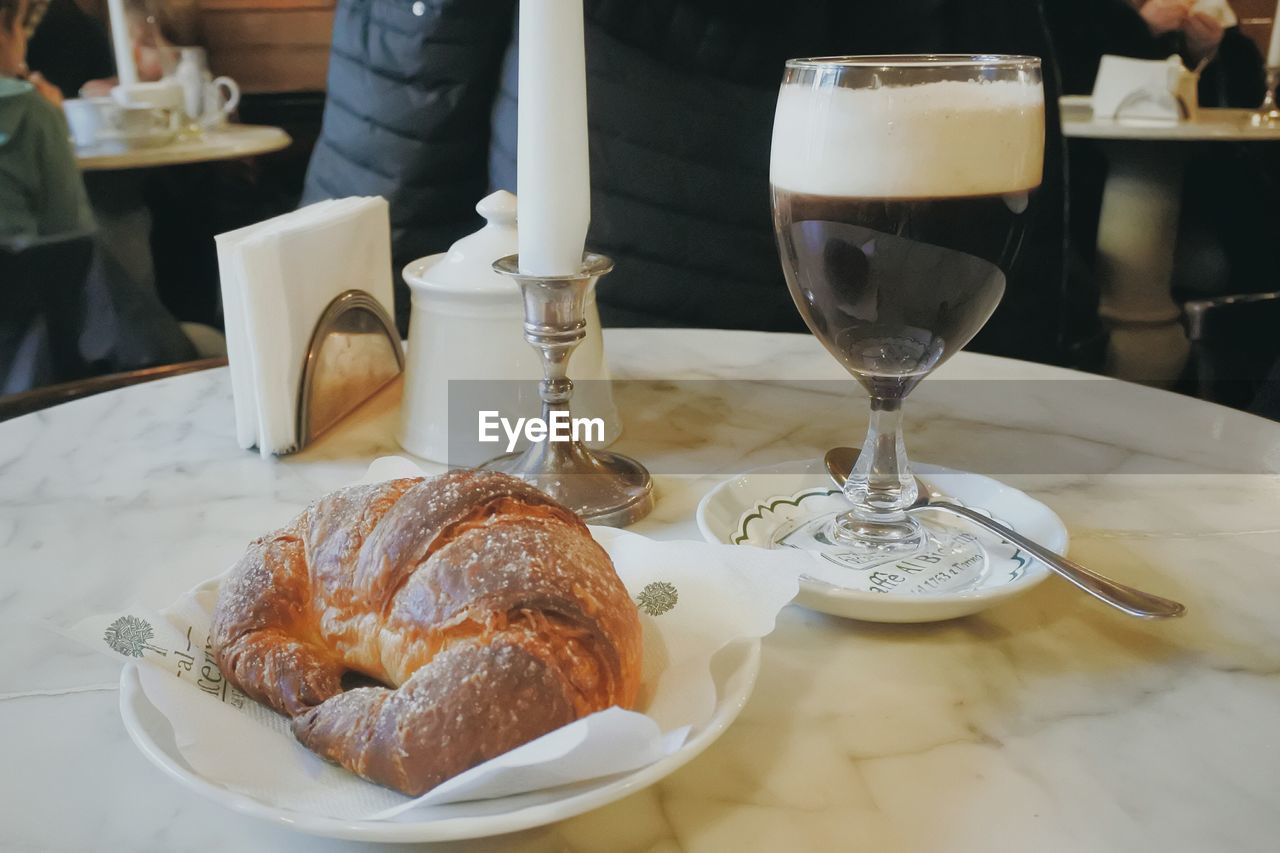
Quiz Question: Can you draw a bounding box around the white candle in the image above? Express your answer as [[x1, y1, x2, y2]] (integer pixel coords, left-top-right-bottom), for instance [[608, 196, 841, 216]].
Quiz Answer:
[[106, 0, 139, 88], [517, 0, 591, 276], [1269, 0, 1280, 68]]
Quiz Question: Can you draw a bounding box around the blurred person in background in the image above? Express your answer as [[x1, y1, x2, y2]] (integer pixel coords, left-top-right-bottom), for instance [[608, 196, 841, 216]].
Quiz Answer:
[[24, 0, 114, 98], [302, 0, 1078, 367], [1049, 0, 1263, 106], [4, 0, 198, 381], [1047, 0, 1276, 304], [0, 0, 94, 239], [78, 0, 190, 95], [1, 0, 95, 392]]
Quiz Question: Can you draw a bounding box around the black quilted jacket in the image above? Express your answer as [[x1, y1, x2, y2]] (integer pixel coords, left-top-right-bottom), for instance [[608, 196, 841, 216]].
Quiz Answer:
[[302, 0, 1071, 364]]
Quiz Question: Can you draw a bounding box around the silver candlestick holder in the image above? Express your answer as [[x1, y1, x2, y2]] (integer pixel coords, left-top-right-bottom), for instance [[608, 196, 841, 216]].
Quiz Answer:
[[481, 253, 653, 527], [1251, 66, 1280, 127]]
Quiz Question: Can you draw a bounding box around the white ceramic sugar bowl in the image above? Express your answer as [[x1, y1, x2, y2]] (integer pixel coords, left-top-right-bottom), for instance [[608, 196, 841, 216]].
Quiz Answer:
[[398, 190, 620, 463]]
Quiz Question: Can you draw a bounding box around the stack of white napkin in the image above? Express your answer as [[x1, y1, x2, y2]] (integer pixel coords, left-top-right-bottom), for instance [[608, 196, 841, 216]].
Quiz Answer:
[[1092, 55, 1198, 121], [1091, 0, 1235, 122], [216, 197, 394, 457]]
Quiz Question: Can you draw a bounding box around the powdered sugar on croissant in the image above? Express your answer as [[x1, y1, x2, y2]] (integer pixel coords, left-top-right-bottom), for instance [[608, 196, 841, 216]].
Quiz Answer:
[[210, 469, 643, 796]]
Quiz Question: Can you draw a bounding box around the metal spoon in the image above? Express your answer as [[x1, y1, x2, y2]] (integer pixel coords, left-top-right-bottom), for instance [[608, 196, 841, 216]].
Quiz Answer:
[[823, 447, 1185, 619]]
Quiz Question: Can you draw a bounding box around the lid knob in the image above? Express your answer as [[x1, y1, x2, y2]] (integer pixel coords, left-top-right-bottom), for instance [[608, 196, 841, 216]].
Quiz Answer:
[[476, 190, 517, 227], [403, 190, 520, 294]]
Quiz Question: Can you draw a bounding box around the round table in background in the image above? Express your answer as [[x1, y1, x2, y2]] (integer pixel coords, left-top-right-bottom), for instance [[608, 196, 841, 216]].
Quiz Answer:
[[1060, 98, 1280, 386], [2, 328, 1279, 852], [73, 124, 293, 364], [74, 123, 292, 171]]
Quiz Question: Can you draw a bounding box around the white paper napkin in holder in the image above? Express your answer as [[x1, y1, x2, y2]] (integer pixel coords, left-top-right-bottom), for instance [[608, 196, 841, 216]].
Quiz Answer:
[[1092, 55, 1199, 122], [216, 198, 401, 457]]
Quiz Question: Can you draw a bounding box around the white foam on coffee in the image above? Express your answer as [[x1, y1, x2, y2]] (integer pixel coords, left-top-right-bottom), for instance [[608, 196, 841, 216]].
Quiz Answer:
[[770, 79, 1044, 198]]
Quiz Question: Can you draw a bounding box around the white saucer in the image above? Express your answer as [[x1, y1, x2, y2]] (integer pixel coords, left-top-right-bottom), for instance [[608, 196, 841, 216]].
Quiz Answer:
[[92, 127, 177, 150], [696, 459, 1067, 623], [119, 640, 759, 842]]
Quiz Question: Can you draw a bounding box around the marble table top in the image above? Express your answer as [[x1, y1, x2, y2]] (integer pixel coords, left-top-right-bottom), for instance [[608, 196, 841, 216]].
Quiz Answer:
[[1060, 96, 1280, 141], [2, 328, 1279, 852], [75, 124, 292, 171]]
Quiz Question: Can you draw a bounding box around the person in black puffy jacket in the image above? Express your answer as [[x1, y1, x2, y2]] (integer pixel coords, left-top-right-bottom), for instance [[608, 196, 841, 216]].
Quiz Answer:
[[303, 0, 1078, 367]]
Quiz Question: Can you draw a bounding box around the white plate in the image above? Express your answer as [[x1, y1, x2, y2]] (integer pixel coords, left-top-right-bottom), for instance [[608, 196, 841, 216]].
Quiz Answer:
[[119, 639, 759, 842], [696, 459, 1067, 622]]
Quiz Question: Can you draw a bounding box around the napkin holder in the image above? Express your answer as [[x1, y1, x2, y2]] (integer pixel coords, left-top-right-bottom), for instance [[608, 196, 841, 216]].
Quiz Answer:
[[295, 289, 404, 451], [1092, 55, 1199, 122]]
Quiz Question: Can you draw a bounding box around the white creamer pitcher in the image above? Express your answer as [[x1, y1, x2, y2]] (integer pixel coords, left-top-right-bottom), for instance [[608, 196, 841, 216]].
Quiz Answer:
[[172, 47, 210, 123], [398, 190, 620, 463]]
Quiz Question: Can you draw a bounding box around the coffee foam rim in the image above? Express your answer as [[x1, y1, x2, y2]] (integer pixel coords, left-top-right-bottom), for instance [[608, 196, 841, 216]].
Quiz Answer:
[[770, 79, 1045, 197], [776, 77, 1045, 109], [769, 186, 1040, 200]]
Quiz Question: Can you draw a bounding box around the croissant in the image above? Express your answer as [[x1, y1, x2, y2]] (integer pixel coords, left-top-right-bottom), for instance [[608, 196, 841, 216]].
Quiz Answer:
[[209, 469, 643, 797]]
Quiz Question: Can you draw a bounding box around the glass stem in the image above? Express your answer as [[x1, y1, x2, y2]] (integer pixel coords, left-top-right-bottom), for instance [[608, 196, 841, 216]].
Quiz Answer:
[[844, 396, 918, 522]]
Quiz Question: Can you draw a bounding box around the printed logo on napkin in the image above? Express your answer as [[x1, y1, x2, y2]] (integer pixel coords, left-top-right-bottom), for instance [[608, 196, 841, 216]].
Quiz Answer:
[[70, 585, 299, 735], [635, 581, 679, 616], [101, 614, 247, 707], [68, 457, 801, 822], [734, 486, 1033, 594]]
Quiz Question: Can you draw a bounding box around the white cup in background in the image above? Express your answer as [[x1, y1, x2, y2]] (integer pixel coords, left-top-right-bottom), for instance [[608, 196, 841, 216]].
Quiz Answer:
[[201, 76, 240, 129], [61, 97, 155, 146], [62, 97, 112, 147]]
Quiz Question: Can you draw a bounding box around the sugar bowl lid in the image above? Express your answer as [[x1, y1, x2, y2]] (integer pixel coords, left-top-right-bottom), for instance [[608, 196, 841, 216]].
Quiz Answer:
[[403, 191, 518, 295]]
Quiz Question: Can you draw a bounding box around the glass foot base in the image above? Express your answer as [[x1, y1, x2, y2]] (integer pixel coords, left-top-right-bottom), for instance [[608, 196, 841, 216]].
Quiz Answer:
[[831, 513, 976, 561], [830, 513, 924, 556], [774, 509, 990, 591]]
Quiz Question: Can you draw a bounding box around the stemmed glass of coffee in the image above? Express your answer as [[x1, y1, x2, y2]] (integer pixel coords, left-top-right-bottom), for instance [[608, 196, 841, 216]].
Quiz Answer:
[[771, 55, 1045, 558]]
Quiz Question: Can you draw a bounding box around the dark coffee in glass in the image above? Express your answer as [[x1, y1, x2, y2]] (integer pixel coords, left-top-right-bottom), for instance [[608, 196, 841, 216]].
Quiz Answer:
[[772, 191, 1034, 398]]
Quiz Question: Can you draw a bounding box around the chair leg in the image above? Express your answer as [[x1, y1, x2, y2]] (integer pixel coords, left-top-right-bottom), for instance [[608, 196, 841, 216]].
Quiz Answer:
[[40, 271, 92, 383]]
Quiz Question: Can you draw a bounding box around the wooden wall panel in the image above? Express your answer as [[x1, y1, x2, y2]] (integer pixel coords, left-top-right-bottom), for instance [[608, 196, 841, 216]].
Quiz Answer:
[[206, 45, 331, 91], [200, 0, 335, 93], [201, 0, 331, 9], [1234, 0, 1276, 58], [201, 9, 335, 44]]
